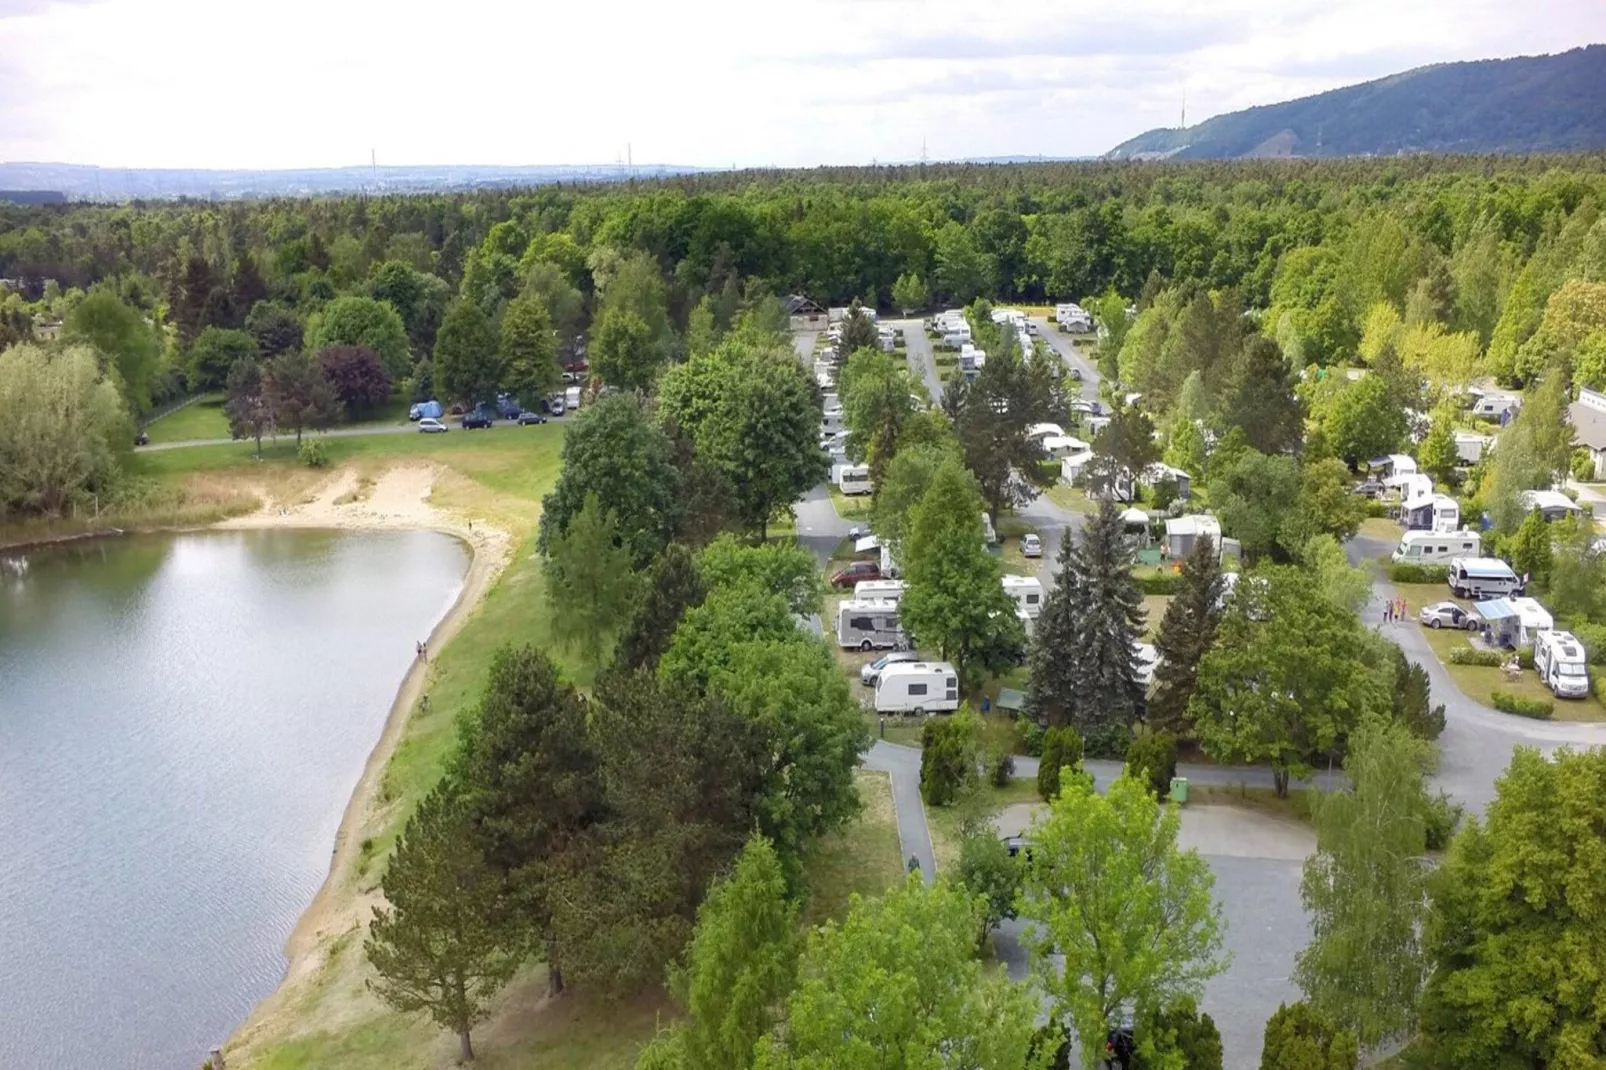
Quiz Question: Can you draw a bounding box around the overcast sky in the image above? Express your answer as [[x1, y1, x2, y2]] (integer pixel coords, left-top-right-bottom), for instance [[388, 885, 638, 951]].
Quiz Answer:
[[0, 0, 1600, 169]]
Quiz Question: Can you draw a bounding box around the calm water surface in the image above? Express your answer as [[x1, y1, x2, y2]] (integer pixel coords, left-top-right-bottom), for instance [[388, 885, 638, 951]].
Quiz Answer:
[[0, 529, 468, 1070]]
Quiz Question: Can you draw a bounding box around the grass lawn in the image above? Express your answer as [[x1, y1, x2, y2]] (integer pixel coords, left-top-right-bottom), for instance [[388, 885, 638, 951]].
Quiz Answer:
[[828, 485, 874, 521], [1141, 594, 1172, 638], [1414, 622, 1606, 722], [1188, 784, 1316, 824], [801, 770, 906, 924], [1045, 484, 1092, 513], [143, 394, 227, 442], [1359, 516, 1405, 542]]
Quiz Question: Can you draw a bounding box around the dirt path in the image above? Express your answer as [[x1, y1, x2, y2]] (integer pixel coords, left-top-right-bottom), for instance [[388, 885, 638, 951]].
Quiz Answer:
[[220, 464, 513, 1047]]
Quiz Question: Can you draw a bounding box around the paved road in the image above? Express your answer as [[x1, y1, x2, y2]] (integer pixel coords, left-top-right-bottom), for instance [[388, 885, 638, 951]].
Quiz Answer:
[[891, 318, 945, 405], [861, 741, 936, 884], [137, 419, 436, 452], [1029, 317, 1101, 404]]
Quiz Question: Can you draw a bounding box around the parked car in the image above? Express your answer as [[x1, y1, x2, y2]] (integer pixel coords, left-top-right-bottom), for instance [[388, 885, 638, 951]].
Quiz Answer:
[[1021, 533, 1042, 558], [408, 402, 423, 421], [545, 395, 567, 416], [460, 413, 492, 430], [516, 411, 547, 425], [1353, 479, 1386, 497], [860, 650, 920, 686], [1419, 601, 1481, 630], [134, 431, 149, 446], [417, 418, 448, 434], [830, 561, 881, 588]]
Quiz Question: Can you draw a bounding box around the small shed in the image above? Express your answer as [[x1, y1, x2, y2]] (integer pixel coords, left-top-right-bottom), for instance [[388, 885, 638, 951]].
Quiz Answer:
[[1475, 597, 1554, 649], [1520, 489, 1583, 522], [1141, 462, 1192, 500], [1165, 515, 1221, 559]]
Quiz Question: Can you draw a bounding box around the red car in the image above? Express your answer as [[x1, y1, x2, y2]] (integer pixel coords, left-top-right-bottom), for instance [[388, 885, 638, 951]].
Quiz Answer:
[[831, 561, 881, 588]]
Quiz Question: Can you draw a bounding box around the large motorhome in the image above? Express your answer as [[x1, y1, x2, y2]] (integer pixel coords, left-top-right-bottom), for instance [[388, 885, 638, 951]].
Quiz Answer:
[[874, 661, 961, 714], [836, 598, 904, 651], [1534, 630, 1590, 699], [1447, 557, 1524, 600], [1392, 530, 1482, 564]]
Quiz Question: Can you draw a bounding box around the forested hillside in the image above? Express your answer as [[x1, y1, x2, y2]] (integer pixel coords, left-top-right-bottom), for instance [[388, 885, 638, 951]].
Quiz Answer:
[[1108, 46, 1606, 160]]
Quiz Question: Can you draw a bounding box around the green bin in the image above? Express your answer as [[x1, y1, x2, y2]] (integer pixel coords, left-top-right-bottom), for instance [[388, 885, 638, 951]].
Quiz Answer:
[[1169, 777, 1189, 804]]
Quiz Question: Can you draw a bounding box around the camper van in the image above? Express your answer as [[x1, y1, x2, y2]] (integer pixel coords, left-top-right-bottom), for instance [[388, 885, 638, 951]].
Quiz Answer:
[[1447, 557, 1524, 600], [1002, 575, 1045, 618], [1534, 630, 1590, 699], [564, 386, 582, 412], [854, 579, 906, 602], [836, 598, 904, 651], [874, 661, 961, 714], [838, 464, 872, 496], [1392, 530, 1482, 564]]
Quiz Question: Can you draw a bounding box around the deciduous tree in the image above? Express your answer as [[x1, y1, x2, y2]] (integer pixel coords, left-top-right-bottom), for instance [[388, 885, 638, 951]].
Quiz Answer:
[[306, 295, 412, 378], [498, 291, 560, 405], [614, 543, 706, 672], [1019, 773, 1228, 1070], [433, 298, 501, 405], [62, 288, 162, 411], [245, 300, 305, 359], [189, 326, 259, 392], [900, 459, 1025, 688], [263, 349, 339, 443], [590, 305, 660, 393], [697, 533, 822, 616], [0, 344, 130, 517], [1294, 717, 1432, 1050], [317, 345, 393, 416], [756, 876, 1042, 1070], [223, 355, 273, 457]]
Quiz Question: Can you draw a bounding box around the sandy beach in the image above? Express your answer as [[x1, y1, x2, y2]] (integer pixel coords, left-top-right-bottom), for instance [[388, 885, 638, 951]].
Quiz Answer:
[[218, 464, 513, 1051]]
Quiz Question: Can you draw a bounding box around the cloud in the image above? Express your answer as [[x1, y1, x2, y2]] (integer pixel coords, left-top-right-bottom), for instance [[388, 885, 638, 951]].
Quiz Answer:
[[0, 0, 103, 17]]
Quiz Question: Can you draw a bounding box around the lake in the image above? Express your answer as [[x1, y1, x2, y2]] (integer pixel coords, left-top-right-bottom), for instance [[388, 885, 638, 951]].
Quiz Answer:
[[0, 529, 469, 1070]]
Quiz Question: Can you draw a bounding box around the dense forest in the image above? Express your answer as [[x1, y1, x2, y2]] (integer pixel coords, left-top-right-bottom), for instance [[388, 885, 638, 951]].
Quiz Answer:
[[1107, 45, 1606, 160]]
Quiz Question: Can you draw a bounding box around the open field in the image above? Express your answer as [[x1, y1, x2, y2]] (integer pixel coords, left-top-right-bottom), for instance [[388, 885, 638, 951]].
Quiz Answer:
[[143, 394, 227, 441]]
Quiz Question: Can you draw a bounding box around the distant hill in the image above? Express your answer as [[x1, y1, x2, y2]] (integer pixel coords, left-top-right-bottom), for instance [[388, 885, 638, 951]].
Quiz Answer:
[[0, 162, 707, 202], [0, 190, 67, 205], [1107, 45, 1606, 160]]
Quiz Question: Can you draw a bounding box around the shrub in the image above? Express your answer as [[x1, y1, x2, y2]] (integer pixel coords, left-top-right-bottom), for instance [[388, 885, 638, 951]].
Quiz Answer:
[[1389, 562, 1449, 584], [297, 438, 330, 467], [1126, 728, 1179, 799], [1363, 499, 1389, 518], [1141, 998, 1223, 1070], [1448, 647, 1504, 666], [1516, 644, 1534, 669], [1021, 720, 1045, 756], [1260, 1001, 1359, 1070], [1082, 722, 1133, 760], [1423, 790, 1463, 851], [1490, 690, 1553, 719], [1036, 725, 1083, 801], [1569, 621, 1606, 664], [1135, 571, 1182, 595], [920, 713, 978, 806]]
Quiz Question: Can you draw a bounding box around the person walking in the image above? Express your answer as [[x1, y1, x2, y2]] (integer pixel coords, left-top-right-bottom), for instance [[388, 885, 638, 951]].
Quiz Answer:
[[1384, 599, 1394, 624]]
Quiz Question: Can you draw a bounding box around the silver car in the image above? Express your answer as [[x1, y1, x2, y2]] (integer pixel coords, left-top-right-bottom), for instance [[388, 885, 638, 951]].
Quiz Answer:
[[860, 650, 919, 687], [1022, 533, 1042, 558], [1419, 601, 1480, 630]]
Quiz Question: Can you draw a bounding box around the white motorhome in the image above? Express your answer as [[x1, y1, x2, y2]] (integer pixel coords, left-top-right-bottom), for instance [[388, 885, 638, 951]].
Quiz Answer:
[[1534, 630, 1590, 699], [820, 411, 843, 435], [1447, 557, 1524, 600], [854, 579, 907, 602], [1002, 575, 1045, 618], [838, 464, 872, 496], [836, 598, 904, 651], [874, 661, 961, 714], [981, 512, 997, 545], [1392, 530, 1482, 564], [1055, 302, 1094, 332], [564, 385, 582, 411]]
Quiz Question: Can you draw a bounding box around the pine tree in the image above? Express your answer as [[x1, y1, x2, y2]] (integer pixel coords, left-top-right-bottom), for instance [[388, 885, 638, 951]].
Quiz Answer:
[[1029, 500, 1147, 733], [450, 645, 607, 996], [1509, 507, 1553, 589], [1148, 535, 1225, 734], [614, 543, 706, 672], [365, 782, 523, 1063], [543, 494, 640, 667]]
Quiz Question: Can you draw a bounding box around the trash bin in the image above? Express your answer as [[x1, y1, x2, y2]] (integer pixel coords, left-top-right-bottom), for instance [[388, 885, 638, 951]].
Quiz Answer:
[[1169, 777, 1188, 804]]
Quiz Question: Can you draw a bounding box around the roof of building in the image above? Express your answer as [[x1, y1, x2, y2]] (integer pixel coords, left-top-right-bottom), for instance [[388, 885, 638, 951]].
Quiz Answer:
[[1571, 399, 1606, 451], [781, 294, 824, 315]]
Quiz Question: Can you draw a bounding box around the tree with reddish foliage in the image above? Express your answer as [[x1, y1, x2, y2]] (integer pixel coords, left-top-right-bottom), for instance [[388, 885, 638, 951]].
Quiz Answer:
[[317, 345, 393, 417]]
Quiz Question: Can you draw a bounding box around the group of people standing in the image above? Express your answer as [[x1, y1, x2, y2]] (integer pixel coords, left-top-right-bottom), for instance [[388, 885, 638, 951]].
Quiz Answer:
[[1383, 597, 1411, 624]]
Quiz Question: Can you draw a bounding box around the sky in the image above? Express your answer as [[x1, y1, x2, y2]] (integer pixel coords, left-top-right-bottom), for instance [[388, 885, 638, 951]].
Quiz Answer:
[[0, 0, 1601, 169]]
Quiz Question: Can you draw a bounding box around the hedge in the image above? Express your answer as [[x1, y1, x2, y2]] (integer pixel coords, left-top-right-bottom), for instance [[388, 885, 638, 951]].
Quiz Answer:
[[1136, 572, 1182, 595], [1448, 647, 1504, 666], [1490, 690, 1554, 719], [1570, 621, 1606, 664], [1388, 562, 1449, 584]]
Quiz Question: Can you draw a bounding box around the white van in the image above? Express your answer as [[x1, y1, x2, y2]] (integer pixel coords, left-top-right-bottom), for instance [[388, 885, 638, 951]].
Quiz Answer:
[[1002, 575, 1045, 618], [1447, 557, 1524, 600], [1392, 530, 1482, 564], [838, 464, 872, 496], [854, 579, 906, 602], [874, 661, 961, 714], [821, 411, 843, 435], [1534, 630, 1590, 699], [836, 598, 904, 651]]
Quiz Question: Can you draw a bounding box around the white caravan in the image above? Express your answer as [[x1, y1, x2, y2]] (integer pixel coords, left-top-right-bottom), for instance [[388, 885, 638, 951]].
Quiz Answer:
[[838, 464, 872, 496], [1002, 575, 1045, 618], [854, 579, 907, 602], [1534, 630, 1590, 699], [836, 598, 904, 651], [1392, 530, 1482, 564], [874, 661, 962, 714]]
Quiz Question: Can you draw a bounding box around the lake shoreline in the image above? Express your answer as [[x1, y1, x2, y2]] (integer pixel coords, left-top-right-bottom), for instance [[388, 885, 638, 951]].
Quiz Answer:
[[213, 465, 515, 1061]]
